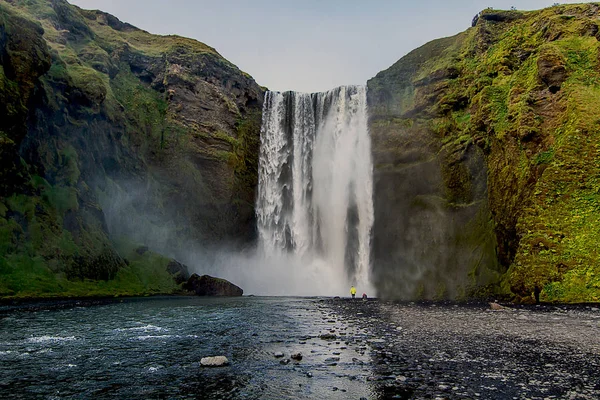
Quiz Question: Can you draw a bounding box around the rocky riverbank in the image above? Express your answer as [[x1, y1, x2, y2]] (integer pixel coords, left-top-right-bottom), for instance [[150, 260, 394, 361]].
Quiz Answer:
[[326, 299, 600, 399]]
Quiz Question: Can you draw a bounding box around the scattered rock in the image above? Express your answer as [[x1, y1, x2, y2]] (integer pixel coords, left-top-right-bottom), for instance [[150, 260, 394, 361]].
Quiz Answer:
[[279, 358, 290, 365], [489, 302, 506, 311], [274, 352, 284, 358], [320, 333, 337, 340], [200, 356, 229, 367], [306, 372, 313, 378], [291, 353, 303, 361], [184, 274, 243, 296]]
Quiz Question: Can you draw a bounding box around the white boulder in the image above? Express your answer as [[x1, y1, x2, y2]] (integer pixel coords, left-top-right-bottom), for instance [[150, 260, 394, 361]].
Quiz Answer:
[[200, 356, 229, 367]]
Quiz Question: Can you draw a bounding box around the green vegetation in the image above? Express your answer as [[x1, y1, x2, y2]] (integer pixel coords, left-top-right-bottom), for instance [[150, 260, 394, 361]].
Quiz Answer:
[[0, 250, 178, 299], [369, 3, 600, 303], [0, 0, 262, 300]]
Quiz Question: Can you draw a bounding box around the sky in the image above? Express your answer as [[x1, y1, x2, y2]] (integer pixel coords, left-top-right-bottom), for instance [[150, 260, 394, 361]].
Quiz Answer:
[[69, 0, 589, 93]]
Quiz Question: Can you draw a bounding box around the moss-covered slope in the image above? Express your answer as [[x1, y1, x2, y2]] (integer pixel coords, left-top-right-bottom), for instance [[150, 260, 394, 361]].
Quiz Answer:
[[368, 3, 600, 303], [0, 0, 263, 298]]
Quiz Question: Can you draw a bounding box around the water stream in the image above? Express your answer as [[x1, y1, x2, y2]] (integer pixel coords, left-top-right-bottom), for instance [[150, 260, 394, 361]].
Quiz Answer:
[[0, 297, 374, 399]]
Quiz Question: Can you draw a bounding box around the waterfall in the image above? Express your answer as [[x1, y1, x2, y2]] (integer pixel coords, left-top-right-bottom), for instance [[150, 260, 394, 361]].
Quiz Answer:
[[256, 85, 374, 296]]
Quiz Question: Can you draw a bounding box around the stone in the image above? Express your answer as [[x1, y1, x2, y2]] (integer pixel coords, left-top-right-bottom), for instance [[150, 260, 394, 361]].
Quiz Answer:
[[274, 352, 284, 358], [490, 302, 506, 311], [200, 356, 229, 367], [291, 353, 303, 361], [537, 49, 568, 93], [166, 260, 190, 285], [184, 274, 243, 296], [319, 333, 337, 340]]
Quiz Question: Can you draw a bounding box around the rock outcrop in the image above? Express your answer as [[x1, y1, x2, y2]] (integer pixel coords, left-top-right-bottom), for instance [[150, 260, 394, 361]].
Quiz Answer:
[[0, 0, 263, 298], [368, 4, 600, 303], [184, 274, 243, 296]]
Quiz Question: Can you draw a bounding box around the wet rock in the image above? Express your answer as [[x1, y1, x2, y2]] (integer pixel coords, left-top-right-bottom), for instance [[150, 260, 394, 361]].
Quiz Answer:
[[291, 353, 303, 361], [200, 356, 229, 367], [319, 333, 337, 340], [279, 358, 290, 365], [306, 372, 313, 378], [184, 274, 243, 296], [274, 352, 284, 358], [325, 357, 340, 362]]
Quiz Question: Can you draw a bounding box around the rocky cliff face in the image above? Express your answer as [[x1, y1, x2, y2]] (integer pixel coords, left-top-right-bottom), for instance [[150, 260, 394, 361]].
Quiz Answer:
[[0, 0, 263, 297], [368, 4, 600, 303]]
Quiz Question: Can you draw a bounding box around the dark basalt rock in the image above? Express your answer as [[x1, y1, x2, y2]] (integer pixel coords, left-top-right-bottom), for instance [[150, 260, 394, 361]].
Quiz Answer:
[[166, 260, 190, 285], [184, 274, 243, 297]]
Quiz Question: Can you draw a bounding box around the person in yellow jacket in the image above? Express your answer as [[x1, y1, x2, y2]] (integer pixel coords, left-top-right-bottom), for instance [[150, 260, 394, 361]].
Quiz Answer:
[[350, 286, 357, 299]]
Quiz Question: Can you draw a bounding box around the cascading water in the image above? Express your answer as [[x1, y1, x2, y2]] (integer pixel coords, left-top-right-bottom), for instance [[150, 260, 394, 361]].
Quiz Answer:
[[256, 85, 374, 296]]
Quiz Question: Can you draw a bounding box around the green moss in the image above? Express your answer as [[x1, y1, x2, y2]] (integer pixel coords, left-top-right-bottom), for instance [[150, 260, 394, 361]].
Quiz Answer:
[[68, 65, 108, 103], [45, 186, 79, 214], [369, 2, 600, 302], [0, 235, 179, 299], [110, 65, 167, 146], [534, 148, 555, 165]]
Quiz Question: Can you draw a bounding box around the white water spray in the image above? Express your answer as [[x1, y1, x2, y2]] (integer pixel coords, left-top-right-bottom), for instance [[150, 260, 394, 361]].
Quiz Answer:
[[254, 85, 374, 296]]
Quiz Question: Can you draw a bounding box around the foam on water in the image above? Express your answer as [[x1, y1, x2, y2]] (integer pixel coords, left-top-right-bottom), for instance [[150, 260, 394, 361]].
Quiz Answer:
[[26, 336, 76, 344]]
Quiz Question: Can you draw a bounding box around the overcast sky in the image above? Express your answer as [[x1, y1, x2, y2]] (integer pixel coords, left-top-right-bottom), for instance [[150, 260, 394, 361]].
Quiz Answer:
[[69, 0, 588, 93]]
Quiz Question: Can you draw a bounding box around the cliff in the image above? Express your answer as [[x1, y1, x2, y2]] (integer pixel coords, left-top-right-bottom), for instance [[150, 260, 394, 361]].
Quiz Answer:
[[0, 0, 263, 298], [368, 4, 600, 303]]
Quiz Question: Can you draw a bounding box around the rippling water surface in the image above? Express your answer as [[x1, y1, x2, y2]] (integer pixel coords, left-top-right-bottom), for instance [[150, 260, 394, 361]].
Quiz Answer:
[[0, 297, 374, 399]]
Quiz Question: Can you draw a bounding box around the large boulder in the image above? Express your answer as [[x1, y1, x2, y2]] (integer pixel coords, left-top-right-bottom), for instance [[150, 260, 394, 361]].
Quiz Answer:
[[184, 274, 243, 296]]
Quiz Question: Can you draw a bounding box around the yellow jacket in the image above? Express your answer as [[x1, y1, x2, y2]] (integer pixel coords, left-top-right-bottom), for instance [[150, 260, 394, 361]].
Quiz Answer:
[[350, 286, 357, 295]]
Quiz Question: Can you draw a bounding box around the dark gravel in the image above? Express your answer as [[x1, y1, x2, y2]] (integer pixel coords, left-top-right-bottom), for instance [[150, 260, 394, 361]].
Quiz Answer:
[[326, 299, 600, 400]]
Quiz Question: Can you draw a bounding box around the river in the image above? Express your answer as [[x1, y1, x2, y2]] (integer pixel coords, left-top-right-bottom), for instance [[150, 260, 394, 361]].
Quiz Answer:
[[1, 297, 599, 399]]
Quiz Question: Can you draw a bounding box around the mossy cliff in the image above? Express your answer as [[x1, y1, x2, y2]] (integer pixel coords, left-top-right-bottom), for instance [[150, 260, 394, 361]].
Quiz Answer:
[[368, 3, 600, 303], [0, 0, 263, 298]]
